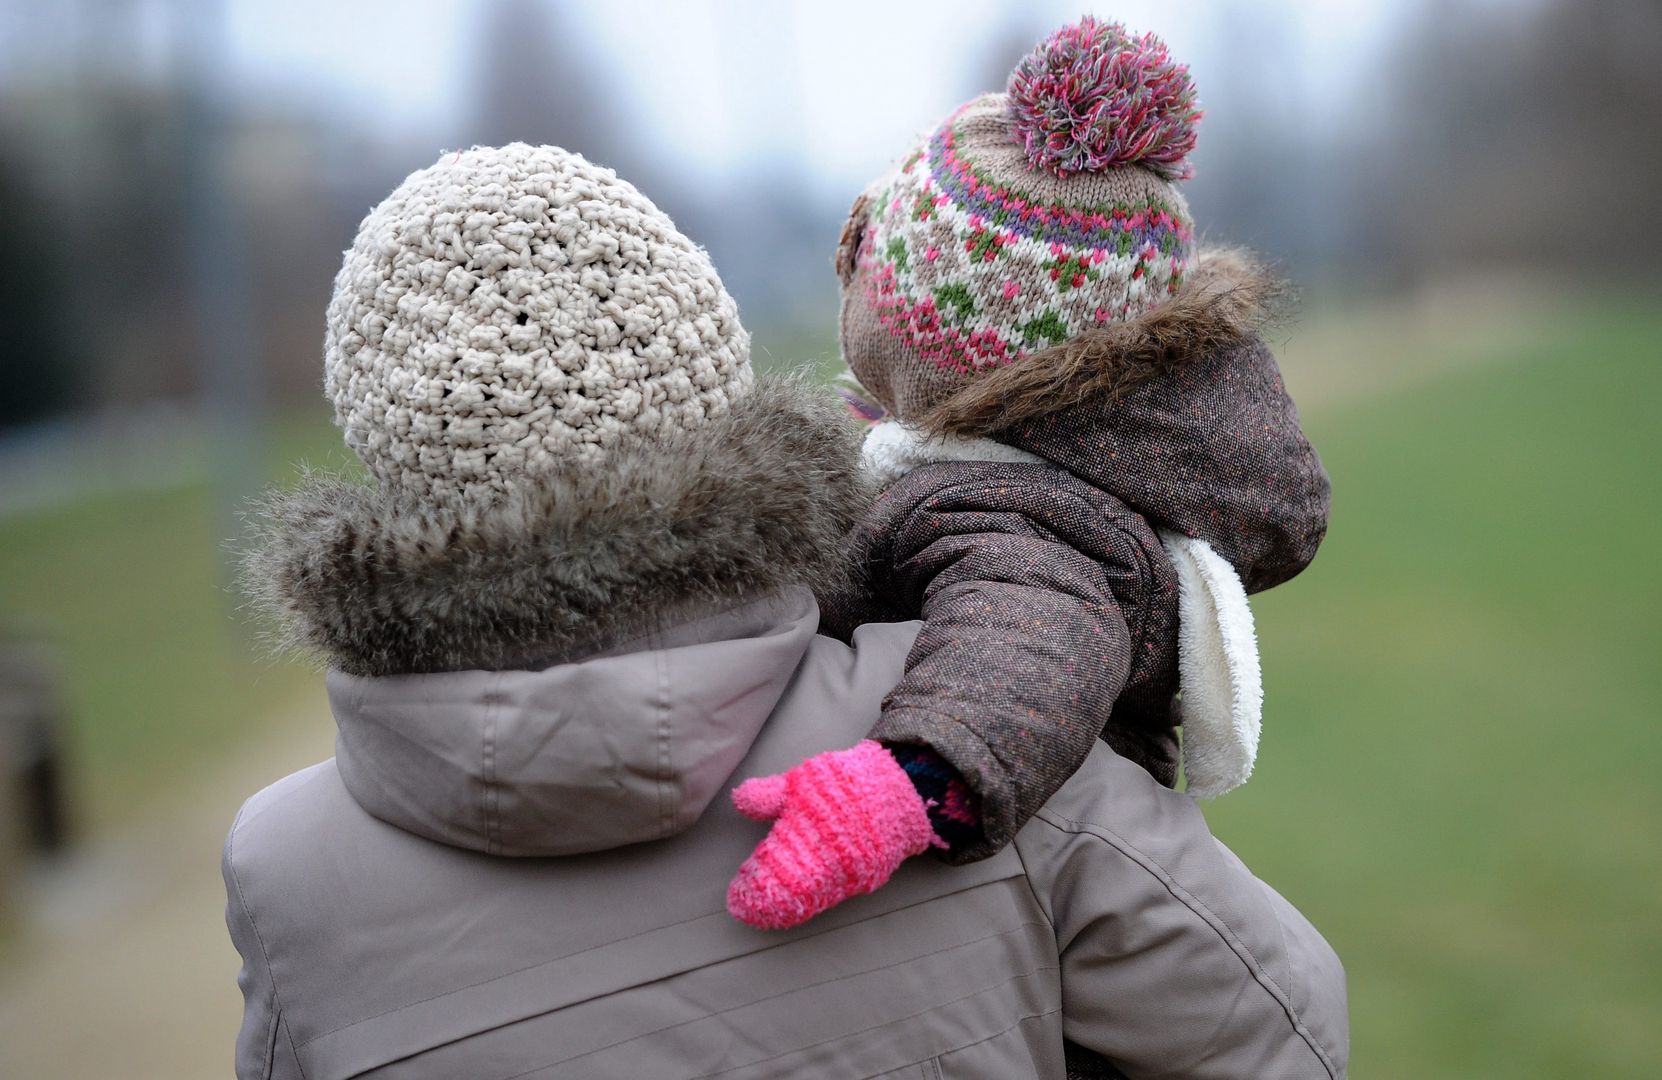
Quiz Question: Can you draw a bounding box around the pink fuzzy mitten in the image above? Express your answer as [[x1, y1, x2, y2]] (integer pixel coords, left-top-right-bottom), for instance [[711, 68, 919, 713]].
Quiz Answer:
[[726, 740, 937, 930]]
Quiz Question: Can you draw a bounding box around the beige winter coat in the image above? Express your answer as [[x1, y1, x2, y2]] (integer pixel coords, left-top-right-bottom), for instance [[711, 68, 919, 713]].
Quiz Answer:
[[228, 379, 1346, 1079]]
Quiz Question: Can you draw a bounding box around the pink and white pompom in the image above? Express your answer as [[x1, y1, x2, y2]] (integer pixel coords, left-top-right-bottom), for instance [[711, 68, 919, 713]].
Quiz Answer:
[[1007, 17, 1202, 181]]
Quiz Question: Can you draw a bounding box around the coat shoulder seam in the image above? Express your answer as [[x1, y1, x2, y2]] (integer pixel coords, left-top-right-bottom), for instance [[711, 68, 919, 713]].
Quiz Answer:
[[1034, 806, 1341, 1079], [228, 803, 307, 1079]]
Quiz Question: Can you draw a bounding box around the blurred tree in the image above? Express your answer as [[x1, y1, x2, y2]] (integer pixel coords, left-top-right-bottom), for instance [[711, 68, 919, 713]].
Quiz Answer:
[[0, 10, 198, 425], [1361, 0, 1662, 285], [0, 160, 79, 429], [459, 0, 841, 332], [464, 0, 651, 188], [1183, 5, 1325, 275], [960, 10, 1050, 102]]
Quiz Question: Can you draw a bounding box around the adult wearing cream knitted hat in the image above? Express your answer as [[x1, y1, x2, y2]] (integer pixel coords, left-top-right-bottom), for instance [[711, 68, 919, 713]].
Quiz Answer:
[[326, 142, 752, 501], [247, 144, 867, 676], [227, 140, 1345, 1080]]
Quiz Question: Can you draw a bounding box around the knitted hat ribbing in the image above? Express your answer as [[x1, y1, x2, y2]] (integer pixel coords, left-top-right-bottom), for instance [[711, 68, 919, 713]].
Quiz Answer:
[[325, 143, 751, 501], [837, 19, 1201, 423]]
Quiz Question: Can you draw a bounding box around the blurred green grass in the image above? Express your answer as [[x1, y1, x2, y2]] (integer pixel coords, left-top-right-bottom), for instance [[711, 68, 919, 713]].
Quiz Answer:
[[1, 304, 1657, 1074], [1209, 300, 1662, 1077], [0, 418, 361, 831]]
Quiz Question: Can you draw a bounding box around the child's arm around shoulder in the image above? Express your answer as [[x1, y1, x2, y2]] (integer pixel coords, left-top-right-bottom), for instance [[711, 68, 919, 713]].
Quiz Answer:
[[859, 459, 1147, 861], [724, 460, 1154, 931]]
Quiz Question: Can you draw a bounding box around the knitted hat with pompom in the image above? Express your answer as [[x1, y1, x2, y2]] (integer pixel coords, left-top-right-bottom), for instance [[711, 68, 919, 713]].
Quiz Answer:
[[836, 17, 1203, 423]]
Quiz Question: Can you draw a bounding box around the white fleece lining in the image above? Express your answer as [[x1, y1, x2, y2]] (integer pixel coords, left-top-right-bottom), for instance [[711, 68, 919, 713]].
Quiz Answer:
[[1159, 529, 1262, 798], [862, 420, 1050, 487], [862, 421, 1262, 799]]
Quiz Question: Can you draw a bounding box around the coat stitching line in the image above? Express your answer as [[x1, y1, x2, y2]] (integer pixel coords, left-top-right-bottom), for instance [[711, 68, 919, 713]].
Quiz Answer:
[[492, 923, 1057, 1079], [654, 641, 674, 838], [482, 680, 501, 856], [908, 1011, 1051, 1080], [292, 871, 1028, 1047], [1035, 807, 1339, 1079], [227, 804, 309, 1080], [687, 987, 1061, 1080], [1007, 831, 1059, 945], [261, 1005, 279, 1080]]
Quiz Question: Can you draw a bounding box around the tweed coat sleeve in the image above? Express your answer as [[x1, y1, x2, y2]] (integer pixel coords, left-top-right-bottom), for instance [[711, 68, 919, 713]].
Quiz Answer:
[[858, 461, 1154, 863]]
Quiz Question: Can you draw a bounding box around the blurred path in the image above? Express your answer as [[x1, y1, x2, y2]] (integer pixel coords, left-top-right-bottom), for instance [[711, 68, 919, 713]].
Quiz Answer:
[[0, 695, 332, 1080]]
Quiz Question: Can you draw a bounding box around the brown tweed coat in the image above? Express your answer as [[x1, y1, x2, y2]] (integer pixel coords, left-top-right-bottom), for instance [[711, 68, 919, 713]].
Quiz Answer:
[[821, 253, 1330, 863]]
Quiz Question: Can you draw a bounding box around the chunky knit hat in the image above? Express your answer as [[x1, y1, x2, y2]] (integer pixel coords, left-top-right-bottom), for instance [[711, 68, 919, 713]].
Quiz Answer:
[[326, 143, 751, 501], [837, 18, 1202, 422]]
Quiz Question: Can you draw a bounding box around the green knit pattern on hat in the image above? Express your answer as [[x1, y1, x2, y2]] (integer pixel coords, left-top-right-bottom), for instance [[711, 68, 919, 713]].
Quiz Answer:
[[861, 94, 1195, 379]]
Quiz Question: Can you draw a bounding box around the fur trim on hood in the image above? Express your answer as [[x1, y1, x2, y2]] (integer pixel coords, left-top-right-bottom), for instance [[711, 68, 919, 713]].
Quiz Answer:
[[914, 248, 1287, 439], [242, 376, 872, 677], [871, 246, 1325, 594]]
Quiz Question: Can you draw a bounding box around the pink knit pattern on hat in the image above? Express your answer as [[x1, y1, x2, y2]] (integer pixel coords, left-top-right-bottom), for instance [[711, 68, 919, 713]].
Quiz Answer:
[[726, 740, 936, 930]]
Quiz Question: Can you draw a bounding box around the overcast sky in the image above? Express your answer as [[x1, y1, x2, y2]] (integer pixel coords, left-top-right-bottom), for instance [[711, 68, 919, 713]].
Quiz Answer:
[[2, 0, 1409, 200], [234, 0, 1403, 197]]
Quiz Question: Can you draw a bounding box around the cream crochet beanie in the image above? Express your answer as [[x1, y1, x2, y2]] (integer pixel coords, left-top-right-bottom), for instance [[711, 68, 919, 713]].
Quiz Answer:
[[325, 143, 752, 501]]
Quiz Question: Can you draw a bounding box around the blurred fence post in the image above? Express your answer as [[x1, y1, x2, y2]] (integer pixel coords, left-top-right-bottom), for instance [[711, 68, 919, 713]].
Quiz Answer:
[[177, 0, 266, 612], [0, 634, 69, 927]]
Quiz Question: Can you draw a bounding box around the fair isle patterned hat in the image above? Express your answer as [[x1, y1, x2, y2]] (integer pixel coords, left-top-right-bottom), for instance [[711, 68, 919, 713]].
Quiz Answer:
[[836, 18, 1202, 422]]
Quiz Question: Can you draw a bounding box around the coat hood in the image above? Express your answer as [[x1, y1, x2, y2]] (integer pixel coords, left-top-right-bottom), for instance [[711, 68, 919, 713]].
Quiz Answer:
[[326, 590, 820, 856], [242, 376, 872, 853], [907, 250, 1328, 593]]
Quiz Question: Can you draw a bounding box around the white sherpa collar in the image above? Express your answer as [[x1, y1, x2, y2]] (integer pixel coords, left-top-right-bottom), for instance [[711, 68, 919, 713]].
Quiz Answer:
[[862, 417, 1051, 484], [861, 420, 1262, 799]]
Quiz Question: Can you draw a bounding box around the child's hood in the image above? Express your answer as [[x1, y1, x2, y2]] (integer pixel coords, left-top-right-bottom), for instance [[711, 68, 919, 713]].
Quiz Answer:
[[913, 250, 1329, 594]]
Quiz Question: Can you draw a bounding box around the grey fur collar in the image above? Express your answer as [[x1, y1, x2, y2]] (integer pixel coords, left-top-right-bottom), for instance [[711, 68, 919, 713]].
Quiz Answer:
[[242, 376, 872, 677]]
